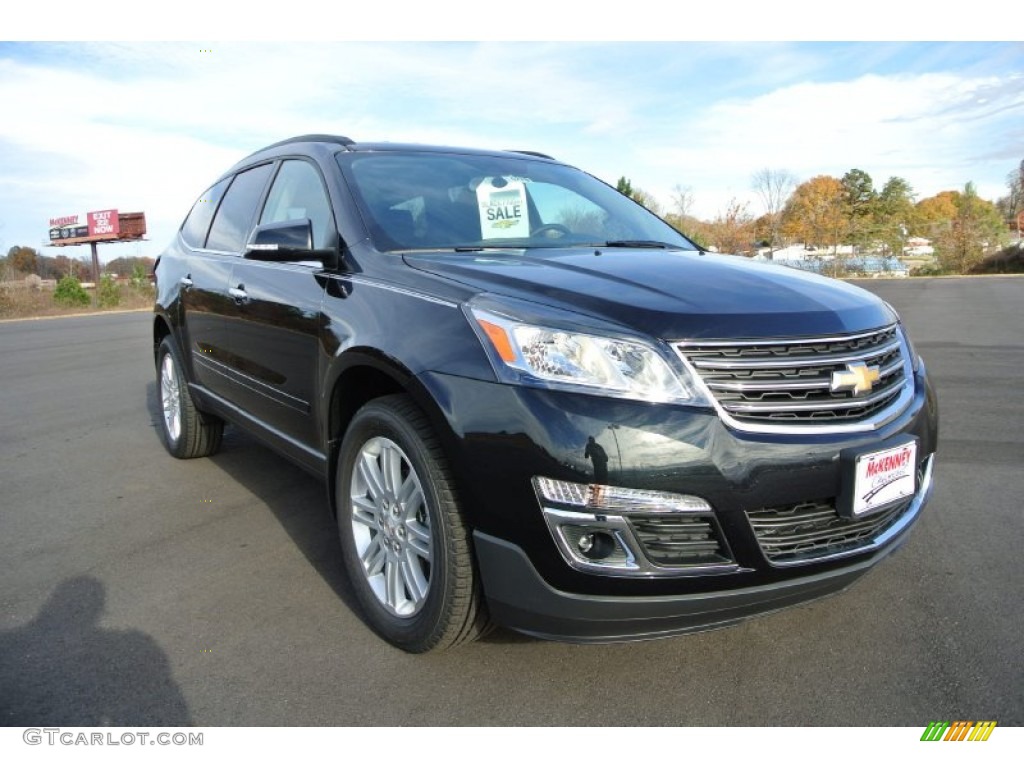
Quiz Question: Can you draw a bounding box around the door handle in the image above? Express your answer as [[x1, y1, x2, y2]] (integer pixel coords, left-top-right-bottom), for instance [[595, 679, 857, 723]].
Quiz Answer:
[[179, 274, 194, 288], [229, 285, 249, 303]]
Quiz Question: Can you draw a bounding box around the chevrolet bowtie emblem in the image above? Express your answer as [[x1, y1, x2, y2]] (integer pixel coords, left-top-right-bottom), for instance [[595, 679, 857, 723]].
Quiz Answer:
[[831, 362, 881, 396]]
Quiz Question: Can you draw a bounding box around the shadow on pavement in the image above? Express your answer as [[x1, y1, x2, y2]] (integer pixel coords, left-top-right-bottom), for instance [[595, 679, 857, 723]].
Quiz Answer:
[[145, 381, 363, 620], [143, 380, 540, 648], [0, 576, 193, 726]]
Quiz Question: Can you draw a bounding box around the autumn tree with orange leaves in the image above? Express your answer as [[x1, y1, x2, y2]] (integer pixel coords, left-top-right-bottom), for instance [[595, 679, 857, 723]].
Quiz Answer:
[[706, 198, 755, 255], [922, 184, 1008, 273], [781, 176, 848, 263]]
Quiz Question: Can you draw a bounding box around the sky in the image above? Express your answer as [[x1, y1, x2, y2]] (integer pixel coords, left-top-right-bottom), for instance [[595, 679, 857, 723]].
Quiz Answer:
[[2, 10, 1022, 264]]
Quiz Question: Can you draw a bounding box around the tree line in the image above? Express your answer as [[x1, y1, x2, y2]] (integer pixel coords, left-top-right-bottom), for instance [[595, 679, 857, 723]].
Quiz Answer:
[[0, 248, 154, 283], [617, 158, 1023, 273], [6, 159, 1024, 281]]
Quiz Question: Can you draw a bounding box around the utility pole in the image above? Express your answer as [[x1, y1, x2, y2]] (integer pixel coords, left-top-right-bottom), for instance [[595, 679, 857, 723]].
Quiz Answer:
[[90, 242, 100, 283]]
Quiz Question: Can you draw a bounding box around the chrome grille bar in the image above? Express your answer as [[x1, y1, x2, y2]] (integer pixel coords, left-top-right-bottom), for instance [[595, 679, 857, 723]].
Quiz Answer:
[[706, 359, 904, 393], [724, 378, 905, 413], [674, 324, 914, 433], [690, 338, 901, 370]]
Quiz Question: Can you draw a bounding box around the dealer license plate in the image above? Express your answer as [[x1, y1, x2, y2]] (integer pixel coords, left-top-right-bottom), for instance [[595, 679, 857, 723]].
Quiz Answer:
[[852, 441, 917, 517]]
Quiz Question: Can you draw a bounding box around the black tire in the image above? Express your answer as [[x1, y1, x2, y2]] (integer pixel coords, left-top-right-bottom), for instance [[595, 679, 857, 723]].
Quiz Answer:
[[155, 337, 223, 459], [336, 394, 490, 652]]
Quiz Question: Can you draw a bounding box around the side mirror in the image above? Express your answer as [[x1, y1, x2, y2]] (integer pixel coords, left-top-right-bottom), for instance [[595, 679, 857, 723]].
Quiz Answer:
[[245, 219, 338, 268]]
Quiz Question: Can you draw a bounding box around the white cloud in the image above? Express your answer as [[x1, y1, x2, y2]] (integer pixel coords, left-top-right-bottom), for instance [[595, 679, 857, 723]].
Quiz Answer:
[[0, 42, 647, 256], [0, 43, 1020, 259], [632, 71, 1023, 217]]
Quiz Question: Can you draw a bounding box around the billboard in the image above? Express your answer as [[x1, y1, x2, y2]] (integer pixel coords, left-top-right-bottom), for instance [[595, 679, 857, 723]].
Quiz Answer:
[[48, 209, 121, 244]]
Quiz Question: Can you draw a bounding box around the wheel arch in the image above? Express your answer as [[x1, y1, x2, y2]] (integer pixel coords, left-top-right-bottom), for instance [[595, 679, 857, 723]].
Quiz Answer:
[[323, 349, 462, 519], [153, 313, 173, 364]]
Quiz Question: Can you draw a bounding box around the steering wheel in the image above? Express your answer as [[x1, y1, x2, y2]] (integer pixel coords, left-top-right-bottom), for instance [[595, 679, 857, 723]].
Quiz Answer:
[[531, 223, 572, 239]]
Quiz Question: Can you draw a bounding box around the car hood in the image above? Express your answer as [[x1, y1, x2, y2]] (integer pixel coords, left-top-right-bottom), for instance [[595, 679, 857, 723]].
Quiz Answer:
[[403, 248, 895, 339]]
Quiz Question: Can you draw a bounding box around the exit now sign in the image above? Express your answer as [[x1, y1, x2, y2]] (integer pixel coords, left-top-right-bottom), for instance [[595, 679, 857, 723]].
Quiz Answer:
[[88, 209, 120, 237]]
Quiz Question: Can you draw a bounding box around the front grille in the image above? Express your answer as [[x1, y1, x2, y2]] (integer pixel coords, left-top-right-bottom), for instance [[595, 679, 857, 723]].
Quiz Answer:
[[626, 514, 733, 567], [746, 498, 912, 565], [675, 325, 911, 429]]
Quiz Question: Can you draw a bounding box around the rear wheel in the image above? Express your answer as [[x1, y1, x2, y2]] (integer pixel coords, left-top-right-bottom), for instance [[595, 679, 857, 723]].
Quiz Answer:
[[336, 395, 489, 652], [156, 337, 223, 459]]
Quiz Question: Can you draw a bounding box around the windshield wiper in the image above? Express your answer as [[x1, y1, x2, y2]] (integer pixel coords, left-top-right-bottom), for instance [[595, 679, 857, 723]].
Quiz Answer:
[[452, 244, 530, 252], [597, 240, 686, 250]]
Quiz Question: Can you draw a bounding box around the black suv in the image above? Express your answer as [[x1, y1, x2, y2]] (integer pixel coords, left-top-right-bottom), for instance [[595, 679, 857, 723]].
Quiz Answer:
[[153, 135, 938, 652]]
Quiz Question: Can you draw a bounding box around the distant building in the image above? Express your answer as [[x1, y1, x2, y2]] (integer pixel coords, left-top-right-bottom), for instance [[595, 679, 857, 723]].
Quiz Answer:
[[904, 237, 934, 258], [754, 244, 909, 277]]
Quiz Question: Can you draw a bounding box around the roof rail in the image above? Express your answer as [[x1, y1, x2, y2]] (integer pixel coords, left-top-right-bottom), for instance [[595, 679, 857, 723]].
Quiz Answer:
[[258, 134, 355, 152], [505, 149, 555, 160]]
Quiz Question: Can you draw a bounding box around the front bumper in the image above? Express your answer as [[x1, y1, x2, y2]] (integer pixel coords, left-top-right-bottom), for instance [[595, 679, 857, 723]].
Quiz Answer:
[[475, 453, 933, 641], [420, 360, 937, 597]]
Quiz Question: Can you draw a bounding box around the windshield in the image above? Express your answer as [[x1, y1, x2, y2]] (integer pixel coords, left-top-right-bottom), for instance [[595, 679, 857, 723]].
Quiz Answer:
[[337, 150, 696, 252]]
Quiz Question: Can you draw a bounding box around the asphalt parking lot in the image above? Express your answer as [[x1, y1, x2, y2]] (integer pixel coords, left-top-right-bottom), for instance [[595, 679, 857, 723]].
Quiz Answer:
[[1, 276, 1021, 726]]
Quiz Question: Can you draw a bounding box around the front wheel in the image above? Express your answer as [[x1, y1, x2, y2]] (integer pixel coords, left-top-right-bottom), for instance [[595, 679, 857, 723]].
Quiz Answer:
[[336, 395, 489, 652]]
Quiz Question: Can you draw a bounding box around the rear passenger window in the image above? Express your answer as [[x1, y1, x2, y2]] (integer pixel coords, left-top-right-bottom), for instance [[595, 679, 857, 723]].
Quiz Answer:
[[260, 160, 335, 249], [180, 177, 230, 248], [205, 164, 274, 253]]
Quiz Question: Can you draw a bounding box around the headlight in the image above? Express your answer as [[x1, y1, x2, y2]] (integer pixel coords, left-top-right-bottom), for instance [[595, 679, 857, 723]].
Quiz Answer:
[[469, 306, 704, 404]]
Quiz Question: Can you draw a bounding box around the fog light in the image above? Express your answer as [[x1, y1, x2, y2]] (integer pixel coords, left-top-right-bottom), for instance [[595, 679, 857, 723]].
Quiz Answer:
[[535, 476, 721, 576], [578, 531, 616, 560], [560, 523, 631, 567]]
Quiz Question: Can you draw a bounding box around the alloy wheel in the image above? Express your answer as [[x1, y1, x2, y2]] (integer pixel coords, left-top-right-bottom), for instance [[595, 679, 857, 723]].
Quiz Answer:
[[160, 354, 182, 442], [349, 436, 432, 617]]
